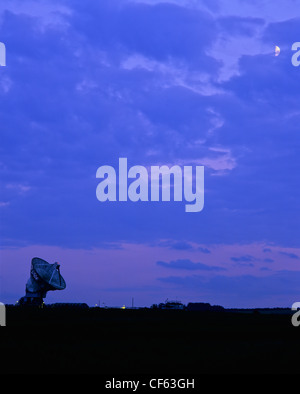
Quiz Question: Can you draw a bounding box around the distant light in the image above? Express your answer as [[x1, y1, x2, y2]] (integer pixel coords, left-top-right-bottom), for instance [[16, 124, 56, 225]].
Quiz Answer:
[[121, 305, 125, 309], [275, 45, 280, 56]]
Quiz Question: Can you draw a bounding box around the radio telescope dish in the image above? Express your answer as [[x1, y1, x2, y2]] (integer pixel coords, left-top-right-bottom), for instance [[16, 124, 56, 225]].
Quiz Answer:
[[18, 257, 66, 306], [31, 257, 66, 290]]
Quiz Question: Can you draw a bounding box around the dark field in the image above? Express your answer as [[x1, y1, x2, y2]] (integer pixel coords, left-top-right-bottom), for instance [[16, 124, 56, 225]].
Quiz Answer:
[[1, 306, 299, 374]]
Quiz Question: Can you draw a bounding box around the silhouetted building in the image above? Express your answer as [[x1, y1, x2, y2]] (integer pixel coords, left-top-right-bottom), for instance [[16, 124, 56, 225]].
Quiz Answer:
[[187, 302, 224, 312], [159, 300, 185, 310]]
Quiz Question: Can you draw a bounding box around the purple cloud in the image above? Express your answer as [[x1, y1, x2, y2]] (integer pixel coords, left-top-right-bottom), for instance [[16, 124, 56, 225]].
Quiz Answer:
[[157, 259, 225, 271]]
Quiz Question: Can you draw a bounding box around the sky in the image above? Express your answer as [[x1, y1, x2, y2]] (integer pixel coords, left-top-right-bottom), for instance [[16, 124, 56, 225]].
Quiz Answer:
[[0, 0, 300, 308]]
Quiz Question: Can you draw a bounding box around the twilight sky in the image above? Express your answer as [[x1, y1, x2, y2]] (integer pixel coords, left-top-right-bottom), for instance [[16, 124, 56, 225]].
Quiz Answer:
[[0, 0, 300, 308]]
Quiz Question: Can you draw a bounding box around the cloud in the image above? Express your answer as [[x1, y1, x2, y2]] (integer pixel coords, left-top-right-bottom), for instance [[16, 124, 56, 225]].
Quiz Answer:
[[198, 247, 211, 254], [167, 241, 193, 250], [117, 2, 219, 69], [263, 18, 300, 47], [157, 270, 300, 305], [263, 258, 274, 263], [156, 258, 225, 271], [0, 0, 300, 252], [71, 0, 220, 71], [218, 16, 265, 37], [1, 0, 300, 310], [279, 251, 299, 260], [231, 255, 257, 263], [156, 240, 193, 250]]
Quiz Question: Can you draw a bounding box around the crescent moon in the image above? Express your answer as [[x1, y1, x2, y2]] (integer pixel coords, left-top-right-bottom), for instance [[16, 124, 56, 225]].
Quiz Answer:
[[275, 46, 280, 56]]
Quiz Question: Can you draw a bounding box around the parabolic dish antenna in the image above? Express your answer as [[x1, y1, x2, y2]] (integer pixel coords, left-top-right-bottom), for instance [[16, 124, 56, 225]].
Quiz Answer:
[[18, 257, 66, 306], [32, 257, 66, 290]]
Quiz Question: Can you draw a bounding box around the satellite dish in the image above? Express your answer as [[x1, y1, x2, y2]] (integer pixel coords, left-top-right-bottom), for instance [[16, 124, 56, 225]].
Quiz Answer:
[[31, 257, 66, 290], [18, 257, 66, 306]]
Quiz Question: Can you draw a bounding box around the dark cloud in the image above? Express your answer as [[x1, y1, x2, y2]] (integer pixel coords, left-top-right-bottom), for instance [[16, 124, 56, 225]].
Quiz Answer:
[[263, 248, 272, 253], [118, 3, 217, 65], [155, 240, 211, 252], [263, 258, 274, 263], [70, 0, 220, 71], [158, 270, 300, 304], [198, 247, 211, 254], [231, 255, 257, 263], [156, 259, 225, 271], [279, 251, 299, 259], [263, 18, 300, 47], [218, 16, 265, 36], [165, 241, 193, 250]]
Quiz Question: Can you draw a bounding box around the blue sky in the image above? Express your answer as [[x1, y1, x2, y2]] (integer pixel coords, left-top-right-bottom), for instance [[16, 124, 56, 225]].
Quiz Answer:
[[0, 0, 300, 307]]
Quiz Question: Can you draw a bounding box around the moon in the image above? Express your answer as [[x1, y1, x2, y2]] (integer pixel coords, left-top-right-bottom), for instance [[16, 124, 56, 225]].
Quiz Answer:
[[275, 45, 280, 56]]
